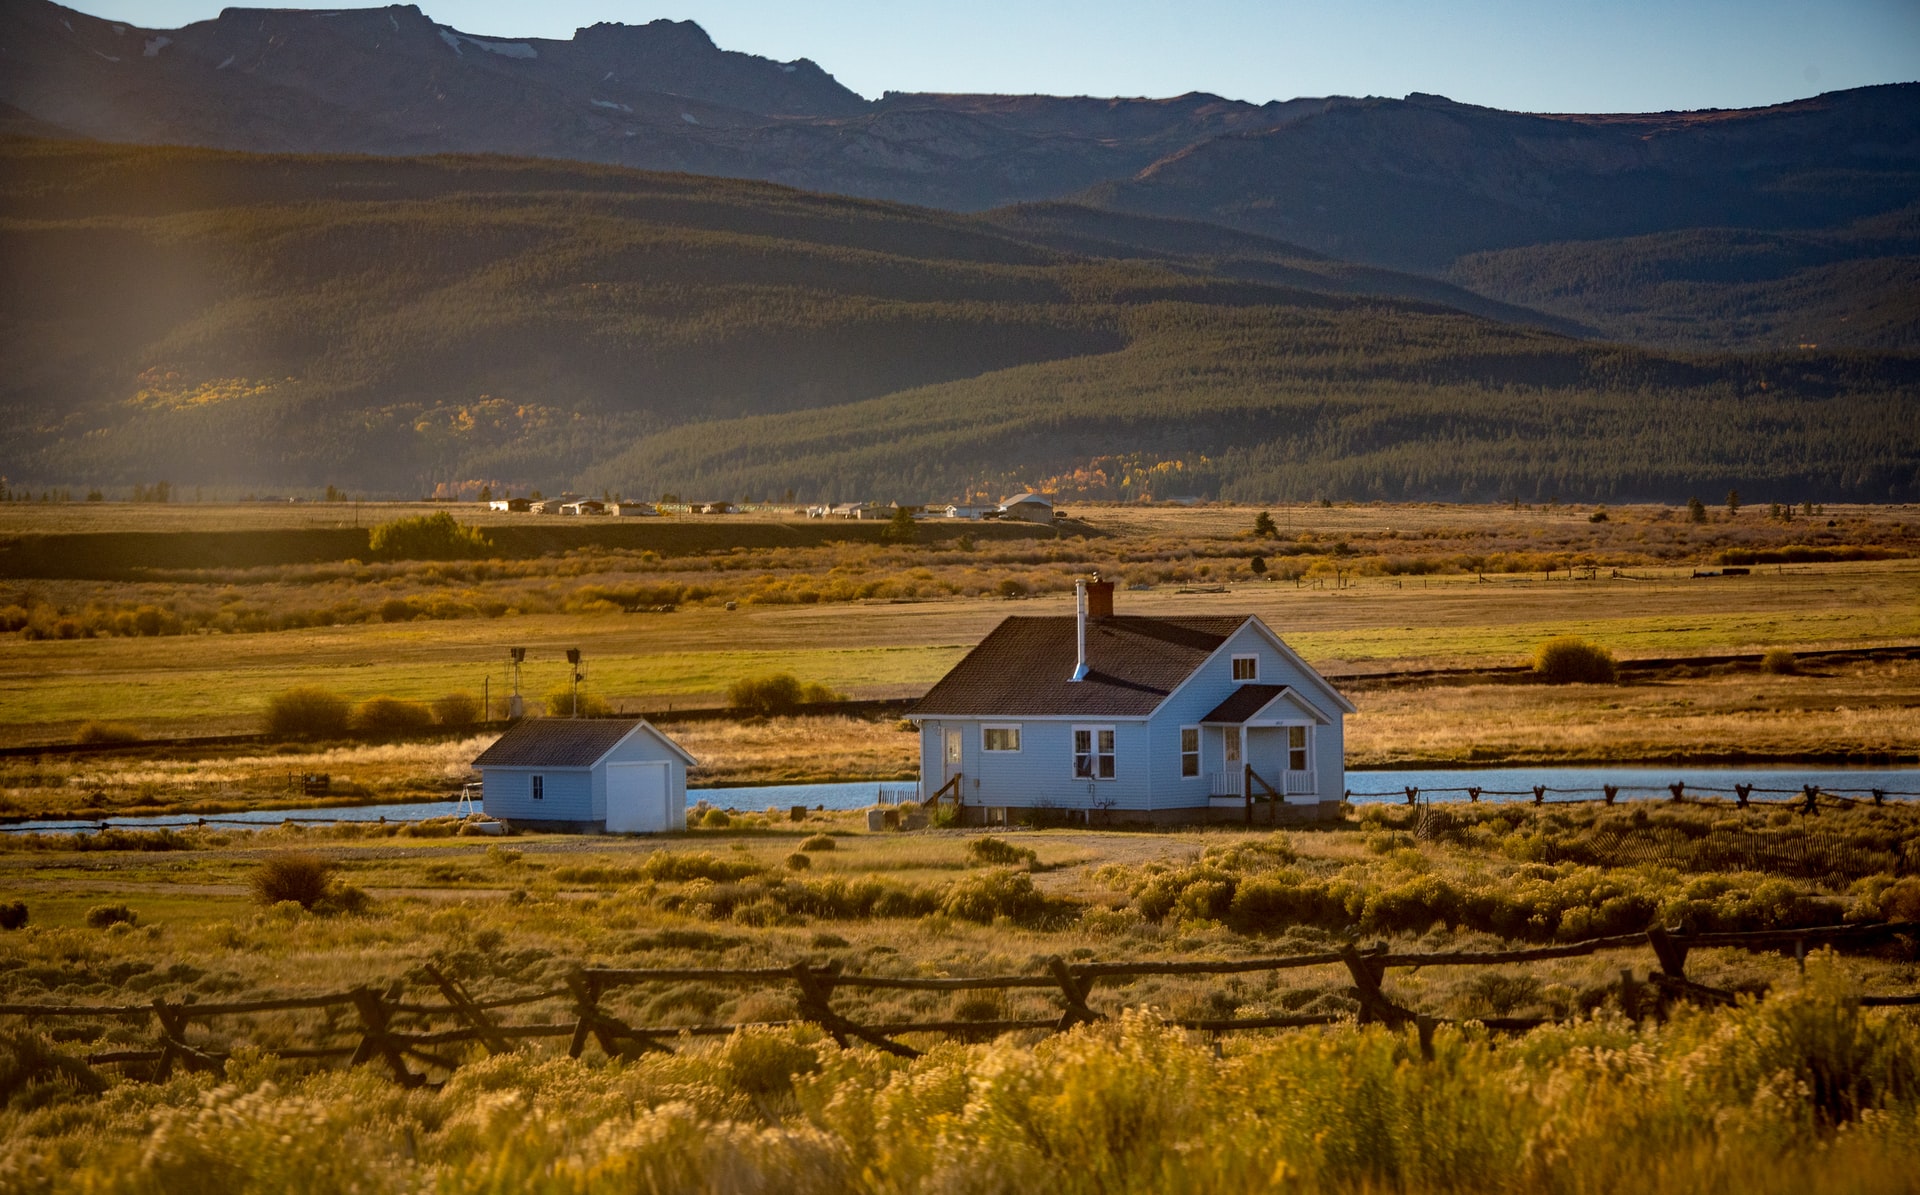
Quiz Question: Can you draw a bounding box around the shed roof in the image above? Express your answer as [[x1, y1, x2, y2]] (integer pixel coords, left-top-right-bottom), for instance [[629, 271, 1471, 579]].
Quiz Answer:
[[910, 615, 1252, 718], [472, 718, 651, 769], [1002, 493, 1052, 507]]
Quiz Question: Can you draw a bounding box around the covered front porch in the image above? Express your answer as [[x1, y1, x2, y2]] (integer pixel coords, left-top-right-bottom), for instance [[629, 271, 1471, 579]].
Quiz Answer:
[[1197, 684, 1325, 808]]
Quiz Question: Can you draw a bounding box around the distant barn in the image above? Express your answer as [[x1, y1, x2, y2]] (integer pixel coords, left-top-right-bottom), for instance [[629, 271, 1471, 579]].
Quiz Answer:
[[473, 718, 694, 833]]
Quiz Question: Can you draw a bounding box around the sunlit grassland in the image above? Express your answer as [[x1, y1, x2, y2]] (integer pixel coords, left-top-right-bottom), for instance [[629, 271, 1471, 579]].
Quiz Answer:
[[7, 806, 1920, 1192], [1346, 660, 1920, 767], [4, 561, 1915, 746]]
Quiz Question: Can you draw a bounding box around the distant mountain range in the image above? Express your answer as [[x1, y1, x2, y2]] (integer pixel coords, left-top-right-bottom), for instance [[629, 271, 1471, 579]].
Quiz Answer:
[[4, 1, 1917, 354], [4, 138, 1915, 504]]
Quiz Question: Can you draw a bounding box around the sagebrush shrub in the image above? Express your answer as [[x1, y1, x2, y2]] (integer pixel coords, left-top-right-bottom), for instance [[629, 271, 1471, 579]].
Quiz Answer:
[[640, 851, 763, 883], [0, 901, 26, 930], [1533, 636, 1616, 684], [800, 834, 836, 852]]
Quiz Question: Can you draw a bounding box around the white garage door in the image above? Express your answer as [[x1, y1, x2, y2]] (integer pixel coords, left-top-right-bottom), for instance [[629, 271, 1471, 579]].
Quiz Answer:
[[605, 762, 669, 833]]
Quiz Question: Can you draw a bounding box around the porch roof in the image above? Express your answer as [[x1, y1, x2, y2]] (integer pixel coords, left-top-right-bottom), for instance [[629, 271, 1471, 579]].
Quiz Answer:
[[1199, 684, 1328, 725]]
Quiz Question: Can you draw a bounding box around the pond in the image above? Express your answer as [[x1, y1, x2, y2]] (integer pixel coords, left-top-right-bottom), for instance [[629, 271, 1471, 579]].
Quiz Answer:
[[6, 768, 1914, 834]]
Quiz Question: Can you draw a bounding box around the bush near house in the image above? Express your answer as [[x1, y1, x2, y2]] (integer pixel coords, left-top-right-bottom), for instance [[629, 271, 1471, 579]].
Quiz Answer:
[[351, 696, 435, 736]]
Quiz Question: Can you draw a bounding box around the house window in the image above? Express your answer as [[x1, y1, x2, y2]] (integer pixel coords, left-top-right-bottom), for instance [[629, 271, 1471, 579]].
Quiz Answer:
[[1073, 726, 1116, 780], [1288, 726, 1310, 772], [531, 775, 544, 801], [1180, 727, 1200, 777], [982, 725, 1022, 752], [1232, 655, 1259, 681]]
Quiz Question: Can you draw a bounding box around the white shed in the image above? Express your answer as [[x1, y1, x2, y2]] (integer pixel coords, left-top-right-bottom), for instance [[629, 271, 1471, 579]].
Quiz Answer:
[[473, 718, 695, 833]]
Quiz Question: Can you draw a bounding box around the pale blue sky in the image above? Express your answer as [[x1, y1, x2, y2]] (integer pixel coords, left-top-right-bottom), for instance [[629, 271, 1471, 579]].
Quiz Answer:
[[68, 0, 1920, 111]]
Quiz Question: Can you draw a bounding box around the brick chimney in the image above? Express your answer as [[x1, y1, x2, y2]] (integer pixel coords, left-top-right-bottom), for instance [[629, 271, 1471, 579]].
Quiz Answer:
[[1086, 578, 1114, 619]]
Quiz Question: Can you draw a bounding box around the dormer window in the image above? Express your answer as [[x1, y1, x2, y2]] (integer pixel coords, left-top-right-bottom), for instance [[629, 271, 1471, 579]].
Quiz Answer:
[[1231, 655, 1259, 682]]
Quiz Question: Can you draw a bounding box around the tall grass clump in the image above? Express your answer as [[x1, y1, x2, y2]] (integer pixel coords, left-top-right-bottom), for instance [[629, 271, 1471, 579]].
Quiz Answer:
[[1534, 636, 1617, 684], [74, 721, 140, 745], [1762, 647, 1800, 675], [263, 686, 351, 738], [248, 852, 366, 912], [966, 835, 1037, 867]]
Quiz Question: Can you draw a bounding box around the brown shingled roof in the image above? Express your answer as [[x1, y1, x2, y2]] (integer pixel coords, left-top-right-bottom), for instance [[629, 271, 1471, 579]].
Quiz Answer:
[[909, 615, 1250, 718], [472, 718, 643, 768]]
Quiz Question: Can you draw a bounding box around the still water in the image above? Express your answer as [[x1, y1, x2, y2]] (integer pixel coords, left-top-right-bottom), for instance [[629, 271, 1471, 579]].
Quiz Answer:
[[5, 768, 1913, 834]]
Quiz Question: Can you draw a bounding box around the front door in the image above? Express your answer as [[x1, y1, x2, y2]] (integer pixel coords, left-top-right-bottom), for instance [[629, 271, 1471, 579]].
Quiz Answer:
[[944, 728, 963, 783]]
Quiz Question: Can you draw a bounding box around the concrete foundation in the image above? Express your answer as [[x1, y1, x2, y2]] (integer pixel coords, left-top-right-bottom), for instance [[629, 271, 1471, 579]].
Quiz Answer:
[[955, 800, 1344, 828]]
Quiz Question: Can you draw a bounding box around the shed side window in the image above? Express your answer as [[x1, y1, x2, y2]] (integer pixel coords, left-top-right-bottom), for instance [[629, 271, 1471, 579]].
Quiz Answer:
[[982, 725, 1022, 752], [531, 775, 544, 801], [1180, 727, 1200, 777]]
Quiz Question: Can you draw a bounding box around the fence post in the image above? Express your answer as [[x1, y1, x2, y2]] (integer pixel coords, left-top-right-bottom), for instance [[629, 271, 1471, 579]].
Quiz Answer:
[[1468, 787, 1480, 803], [1405, 787, 1418, 807], [148, 997, 220, 1082], [1736, 784, 1752, 808], [425, 963, 512, 1056], [1339, 944, 1412, 1027], [1669, 783, 1685, 802], [1603, 785, 1618, 805], [791, 963, 919, 1058], [348, 986, 422, 1087], [1532, 786, 1545, 805], [1802, 785, 1820, 815], [1048, 957, 1102, 1031]]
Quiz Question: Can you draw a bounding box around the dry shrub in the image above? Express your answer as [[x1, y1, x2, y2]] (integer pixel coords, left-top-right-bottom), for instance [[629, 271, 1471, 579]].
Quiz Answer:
[[543, 685, 611, 717], [800, 833, 836, 852], [264, 687, 351, 738], [1533, 636, 1617, 684], [74, 721, 140, 745], [728, 673, 845, 716], [700, 808, 733, 829], [0, 902, 25, 930], [249, 853, 334, 909], [433, 691, 482, 727], [84, 904, 136, 929], [1762, 647, 1800, 675], [786, 851, 812, 870], [965, 835, 1037, 867], [352, 696, 435, 735], [939, 869, 1057, 924]]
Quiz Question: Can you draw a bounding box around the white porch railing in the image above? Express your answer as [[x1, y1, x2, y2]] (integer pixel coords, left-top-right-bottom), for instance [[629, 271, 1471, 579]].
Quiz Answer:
[[1208, 772, 1240, 798], [1283, 770, 1316, 796]]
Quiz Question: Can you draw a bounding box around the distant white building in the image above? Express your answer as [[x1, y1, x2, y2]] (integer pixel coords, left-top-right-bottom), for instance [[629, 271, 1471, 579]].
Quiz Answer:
[[488, 498, 531, 512], [944, 503, 1000, 520], [609, 502, 657, 517], [559, 499, 607, 516]]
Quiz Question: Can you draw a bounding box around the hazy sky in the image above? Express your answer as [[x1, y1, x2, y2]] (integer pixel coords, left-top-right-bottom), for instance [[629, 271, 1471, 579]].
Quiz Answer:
[[68, 0, 1920, 112]]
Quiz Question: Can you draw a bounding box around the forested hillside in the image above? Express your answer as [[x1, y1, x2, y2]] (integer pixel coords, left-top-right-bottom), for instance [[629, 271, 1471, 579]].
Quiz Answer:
[[2, 138, 1916, 503]]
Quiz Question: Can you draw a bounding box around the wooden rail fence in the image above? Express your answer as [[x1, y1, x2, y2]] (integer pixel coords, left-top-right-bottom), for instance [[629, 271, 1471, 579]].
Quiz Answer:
[[5, 920, 1916, 1084]]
